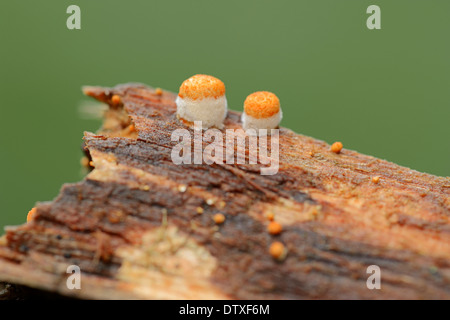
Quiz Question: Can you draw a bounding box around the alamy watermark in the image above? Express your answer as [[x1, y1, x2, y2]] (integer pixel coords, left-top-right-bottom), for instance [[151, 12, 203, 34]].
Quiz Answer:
[[366, 265, 381, 290], [66, 5, 81, 30], [170, 121, 280, 175], [66, 5, 380, 31], [66, 265, 81, 290]]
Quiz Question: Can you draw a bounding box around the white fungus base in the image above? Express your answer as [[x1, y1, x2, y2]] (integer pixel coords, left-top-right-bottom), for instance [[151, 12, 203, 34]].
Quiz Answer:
[[176, 95, 227, 129], [241, 110, 282, 135]]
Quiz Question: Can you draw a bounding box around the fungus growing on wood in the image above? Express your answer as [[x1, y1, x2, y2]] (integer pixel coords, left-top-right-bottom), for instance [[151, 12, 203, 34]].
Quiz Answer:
[[241, 91, 282, 134], [176, 74, 227, 129]]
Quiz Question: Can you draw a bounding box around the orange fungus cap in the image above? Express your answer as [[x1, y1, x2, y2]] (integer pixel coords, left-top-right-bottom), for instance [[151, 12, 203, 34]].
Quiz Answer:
[[178, 74, 226, 100], [244, 91, 280, 119]]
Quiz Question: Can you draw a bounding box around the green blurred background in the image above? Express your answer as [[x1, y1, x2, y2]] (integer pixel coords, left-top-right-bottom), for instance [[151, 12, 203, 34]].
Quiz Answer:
[[0, 1, 449, 230]]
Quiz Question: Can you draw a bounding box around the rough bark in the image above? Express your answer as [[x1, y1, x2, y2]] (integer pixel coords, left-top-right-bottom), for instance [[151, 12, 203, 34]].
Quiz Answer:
[[0, 83, 448, 300]]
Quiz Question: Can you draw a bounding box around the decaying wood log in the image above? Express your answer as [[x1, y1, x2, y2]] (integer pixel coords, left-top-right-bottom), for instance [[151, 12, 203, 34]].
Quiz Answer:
[[0, 83, 448, 300]]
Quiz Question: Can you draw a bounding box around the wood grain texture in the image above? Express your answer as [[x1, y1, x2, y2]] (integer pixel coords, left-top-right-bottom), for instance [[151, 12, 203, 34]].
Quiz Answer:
[[0, 83, 448, 299]]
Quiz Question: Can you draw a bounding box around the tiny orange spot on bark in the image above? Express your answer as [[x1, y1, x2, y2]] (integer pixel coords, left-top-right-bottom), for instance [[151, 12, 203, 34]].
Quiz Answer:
[[213, 213, 226, 225], [111, 95, 121, 105], [27, 208, 37, 222], [331, 141, 343, 154], [155, 88, 163, 96], [266, 212, 275, 221], [108, 210, 124, 224], [80, 156, 90, 167], [196, 207, 204, 214], [269, 241, 287, 261], [372, 176, 380, 184], [267, 221, 282, 235]]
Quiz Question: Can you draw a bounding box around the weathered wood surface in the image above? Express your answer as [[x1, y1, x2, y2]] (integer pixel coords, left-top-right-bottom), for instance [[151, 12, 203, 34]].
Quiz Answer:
[[0, 83, 449, 299]]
